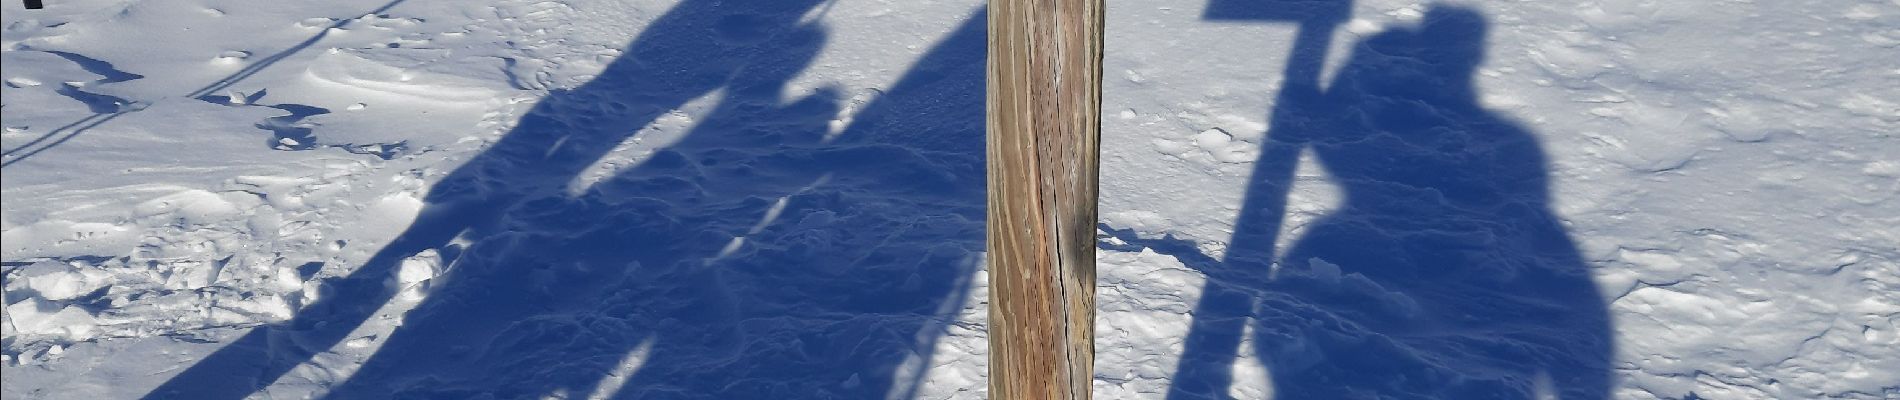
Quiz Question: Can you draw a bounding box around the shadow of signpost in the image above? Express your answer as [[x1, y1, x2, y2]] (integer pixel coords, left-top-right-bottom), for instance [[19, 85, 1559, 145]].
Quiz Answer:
[[1154, 3, 1616, 399], [143, 2, 989, 399]]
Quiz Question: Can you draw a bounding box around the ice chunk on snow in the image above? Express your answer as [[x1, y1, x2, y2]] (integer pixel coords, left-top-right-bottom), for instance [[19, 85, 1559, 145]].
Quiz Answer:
[[396, 249, 441, 285], [11, 261, 95, 301], [391, 249, 442, 302], [1193, 128, 1233, 148], [4, 298, 99, 337]]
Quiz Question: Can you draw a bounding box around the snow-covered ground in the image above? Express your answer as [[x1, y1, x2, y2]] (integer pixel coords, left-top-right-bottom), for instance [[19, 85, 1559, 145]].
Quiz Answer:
[[3, 0, 1895, 399]]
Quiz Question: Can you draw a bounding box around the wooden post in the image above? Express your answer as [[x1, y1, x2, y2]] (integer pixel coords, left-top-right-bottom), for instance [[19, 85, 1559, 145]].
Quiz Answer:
[[985, 0, 1103, 399]]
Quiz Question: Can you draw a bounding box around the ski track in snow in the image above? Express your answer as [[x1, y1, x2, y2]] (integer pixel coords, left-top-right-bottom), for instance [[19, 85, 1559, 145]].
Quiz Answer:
[[3, 0, 1897, 399]]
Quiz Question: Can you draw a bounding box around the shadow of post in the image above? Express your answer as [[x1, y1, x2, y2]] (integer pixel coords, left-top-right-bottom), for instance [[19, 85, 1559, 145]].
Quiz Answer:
[[1166, 0, 1351, 397], [1156, 4, 1616, 399], [142, 2, 989, 400]]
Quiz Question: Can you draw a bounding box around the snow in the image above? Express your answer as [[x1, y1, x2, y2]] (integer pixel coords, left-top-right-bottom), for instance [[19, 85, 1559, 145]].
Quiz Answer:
[[3, 0, 1897, 399]]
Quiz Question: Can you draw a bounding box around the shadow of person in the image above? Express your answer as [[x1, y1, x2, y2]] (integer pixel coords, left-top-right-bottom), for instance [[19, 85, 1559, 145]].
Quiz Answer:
[[319, 9, 989, 399], [142, 1, 986, 399], [1164, 6, 1614, 399], [597, 13, 991, 399]]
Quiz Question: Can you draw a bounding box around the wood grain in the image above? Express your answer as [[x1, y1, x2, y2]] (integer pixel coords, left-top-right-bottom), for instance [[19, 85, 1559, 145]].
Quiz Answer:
[[985, 0, 1103, 398]]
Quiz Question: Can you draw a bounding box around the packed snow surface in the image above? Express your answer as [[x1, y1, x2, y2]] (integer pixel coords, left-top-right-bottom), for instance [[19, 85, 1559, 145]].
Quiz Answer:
[[3, 0, 1896, 399]]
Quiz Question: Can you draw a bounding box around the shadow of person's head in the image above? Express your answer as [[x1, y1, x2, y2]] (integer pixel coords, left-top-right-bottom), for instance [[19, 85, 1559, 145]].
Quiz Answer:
[[1336, 6, 1489, 102]]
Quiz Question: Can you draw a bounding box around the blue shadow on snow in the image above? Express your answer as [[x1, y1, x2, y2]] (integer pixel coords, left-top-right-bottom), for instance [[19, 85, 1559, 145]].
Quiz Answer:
[[141, 2, 988, 399], [1115, 2, 1618, 399]]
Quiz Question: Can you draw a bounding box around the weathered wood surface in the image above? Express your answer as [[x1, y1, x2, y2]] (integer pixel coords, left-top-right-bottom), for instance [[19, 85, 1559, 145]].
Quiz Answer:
[[984, 0, 1103, 399]]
